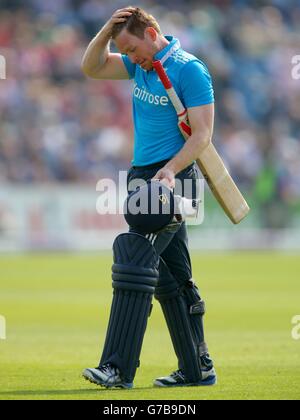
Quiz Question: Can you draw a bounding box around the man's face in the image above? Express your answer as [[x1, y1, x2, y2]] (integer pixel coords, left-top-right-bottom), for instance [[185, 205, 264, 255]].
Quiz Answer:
[[114, 28, 156, 71]]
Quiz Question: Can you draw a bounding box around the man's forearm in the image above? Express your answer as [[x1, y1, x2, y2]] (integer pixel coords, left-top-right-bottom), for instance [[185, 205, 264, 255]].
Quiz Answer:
[[165, 132, 211, 175], [81, 25, 111, 75]]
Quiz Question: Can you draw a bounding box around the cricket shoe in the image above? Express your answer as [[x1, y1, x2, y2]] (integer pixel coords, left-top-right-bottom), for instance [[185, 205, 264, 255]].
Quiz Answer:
[[153, 355, 217, 387], [82, 363, 133, 389]]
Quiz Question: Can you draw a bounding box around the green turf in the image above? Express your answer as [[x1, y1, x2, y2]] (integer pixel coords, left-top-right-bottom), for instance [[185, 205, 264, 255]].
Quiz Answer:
[[0, 252, 299, 400]]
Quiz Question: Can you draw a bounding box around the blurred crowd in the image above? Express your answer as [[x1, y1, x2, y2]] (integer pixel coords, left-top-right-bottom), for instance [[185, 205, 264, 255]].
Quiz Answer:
[[0, 0, 300, 227]]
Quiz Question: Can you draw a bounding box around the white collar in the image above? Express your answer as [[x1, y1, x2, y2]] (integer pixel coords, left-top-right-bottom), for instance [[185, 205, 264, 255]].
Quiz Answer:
[[153, 37, 181, 66]]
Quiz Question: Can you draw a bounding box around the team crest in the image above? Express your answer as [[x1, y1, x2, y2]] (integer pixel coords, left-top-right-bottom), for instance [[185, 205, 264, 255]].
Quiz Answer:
[[159, 193, 169, 205]]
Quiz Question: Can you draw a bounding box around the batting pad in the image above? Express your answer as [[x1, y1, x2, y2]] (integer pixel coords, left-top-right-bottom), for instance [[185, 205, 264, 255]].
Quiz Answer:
[[155, 261, 207, 382], [180, 279, 208, 358], [99, 233, 159, 382]]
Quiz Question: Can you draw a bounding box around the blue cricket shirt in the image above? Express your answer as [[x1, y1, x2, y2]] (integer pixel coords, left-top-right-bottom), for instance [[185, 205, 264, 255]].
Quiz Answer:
[[122, 36, 214, 166]]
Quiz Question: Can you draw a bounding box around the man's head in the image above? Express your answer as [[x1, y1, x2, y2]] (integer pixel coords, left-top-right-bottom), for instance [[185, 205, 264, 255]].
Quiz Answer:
[[112, 7, 165, 71]]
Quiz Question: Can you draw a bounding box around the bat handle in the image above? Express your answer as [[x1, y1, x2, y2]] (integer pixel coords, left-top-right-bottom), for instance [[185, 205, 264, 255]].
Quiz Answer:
[[153, 59, 191, 136], [152, 60, 172, 89]]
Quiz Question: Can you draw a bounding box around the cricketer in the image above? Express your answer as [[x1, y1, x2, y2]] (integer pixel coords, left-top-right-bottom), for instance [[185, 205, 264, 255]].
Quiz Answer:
[[81, 6, 216, 388]]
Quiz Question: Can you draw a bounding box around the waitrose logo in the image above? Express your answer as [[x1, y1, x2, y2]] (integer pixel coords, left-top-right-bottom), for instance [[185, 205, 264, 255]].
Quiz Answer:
[[133, 83, 169, 106]]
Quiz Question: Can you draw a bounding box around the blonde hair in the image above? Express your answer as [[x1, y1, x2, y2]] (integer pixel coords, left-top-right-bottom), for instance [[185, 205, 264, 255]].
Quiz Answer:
[[111, 7, 161, 39]]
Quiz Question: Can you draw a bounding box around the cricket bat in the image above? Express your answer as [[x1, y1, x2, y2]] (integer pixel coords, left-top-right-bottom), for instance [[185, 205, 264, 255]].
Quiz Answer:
[[152, 60, 250, 224]]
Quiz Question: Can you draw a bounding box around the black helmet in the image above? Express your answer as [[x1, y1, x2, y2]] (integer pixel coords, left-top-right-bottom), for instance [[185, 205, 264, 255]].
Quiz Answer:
[[124, 180, 175, 234]]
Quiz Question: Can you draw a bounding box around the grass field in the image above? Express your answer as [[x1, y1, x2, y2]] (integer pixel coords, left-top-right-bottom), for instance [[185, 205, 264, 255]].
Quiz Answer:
[[0, 252, 299, 400]]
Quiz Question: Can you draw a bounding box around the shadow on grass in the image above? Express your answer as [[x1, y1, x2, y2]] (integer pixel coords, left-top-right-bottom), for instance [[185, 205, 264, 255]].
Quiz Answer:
[[0, 386, 157, 397]]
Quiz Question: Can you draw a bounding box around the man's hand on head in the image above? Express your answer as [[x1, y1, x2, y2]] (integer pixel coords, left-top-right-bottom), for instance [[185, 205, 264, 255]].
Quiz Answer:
[[103, 7, 135, 36]]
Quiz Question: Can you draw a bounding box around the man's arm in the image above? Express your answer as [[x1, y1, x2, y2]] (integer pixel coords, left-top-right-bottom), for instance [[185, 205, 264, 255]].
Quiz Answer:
[[81, 8, 134, 80], [154, 103, 214, 188]]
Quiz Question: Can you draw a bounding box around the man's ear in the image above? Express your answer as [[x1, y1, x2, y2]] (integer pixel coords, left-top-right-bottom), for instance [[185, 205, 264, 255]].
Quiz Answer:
[[145, 27, 157, 41]]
